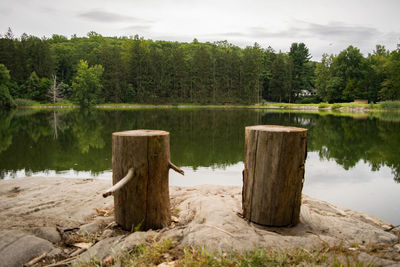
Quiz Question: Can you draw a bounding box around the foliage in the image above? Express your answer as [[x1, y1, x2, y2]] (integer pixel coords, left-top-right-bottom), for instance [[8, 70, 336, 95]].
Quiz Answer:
[[331, 103, 342, 110], [378, 101, 400, 110], [318, 102, 329, 109], [25, 71, 50, 101], [0, 64, 16, 108], [72, 60, 104, 106], [0, 29, 400, 105], [289, 42, 313, 102], [14, 98, 39, 106]]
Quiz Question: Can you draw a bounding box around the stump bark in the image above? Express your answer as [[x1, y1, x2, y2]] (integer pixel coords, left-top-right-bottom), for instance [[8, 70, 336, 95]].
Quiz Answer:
[[242, 125, 307, 227], [111, 130, 180, 231]]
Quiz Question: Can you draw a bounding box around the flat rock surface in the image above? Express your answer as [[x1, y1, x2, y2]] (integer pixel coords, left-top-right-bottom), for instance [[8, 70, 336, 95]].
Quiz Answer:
[[0, 177, 113, 229], [0, 177, 399, 266], [0, 230, 54, 267]]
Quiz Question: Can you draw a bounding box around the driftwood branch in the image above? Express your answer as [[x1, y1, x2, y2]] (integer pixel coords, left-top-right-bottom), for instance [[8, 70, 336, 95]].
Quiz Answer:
[[24, 252, 47, 267], [169, 161, 184, 175], [45, 256, 77, 267], [103, 168, 134, 198]]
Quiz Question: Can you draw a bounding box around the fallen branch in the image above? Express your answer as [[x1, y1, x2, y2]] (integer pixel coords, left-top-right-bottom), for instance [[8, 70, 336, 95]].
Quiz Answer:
[[169, 161, 184, 175], [24, 252, 47, 267], [70, 247, 87, 257], [103, 168, 134, 198], [44, 256, 77, 267], [204, 224, 235, 238]]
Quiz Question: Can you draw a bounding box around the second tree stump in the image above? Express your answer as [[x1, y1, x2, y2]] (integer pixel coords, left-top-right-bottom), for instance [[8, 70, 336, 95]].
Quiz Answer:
[[242, 125, 307, 227]]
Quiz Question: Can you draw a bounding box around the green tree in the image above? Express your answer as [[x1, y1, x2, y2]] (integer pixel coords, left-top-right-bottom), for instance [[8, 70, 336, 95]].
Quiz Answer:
[[269, 53, 292, 102], [261, 46, 276, 101], [72, 60, 104, 106], [289, 43, 313, 102], [25, 36, 54, 78], [25, 71, 40, 100], [51, 41, 77, 85], [191, 44, 213, 103], [0, 28, 17, 81], [332, 46, 367, 101], [88, 40, 125, 103], [0, 64, 16, 108], [25, 71, 50, 101], [380, 49, 400, 100], [315, 54, 332, 102], [241, 43, 263, 104]]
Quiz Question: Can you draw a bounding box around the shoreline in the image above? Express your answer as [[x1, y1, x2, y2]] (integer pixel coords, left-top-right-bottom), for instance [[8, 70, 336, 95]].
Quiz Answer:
[[0, 177, 399, 266], [14, 101, 400, 113], [18, 104, 373, 112]]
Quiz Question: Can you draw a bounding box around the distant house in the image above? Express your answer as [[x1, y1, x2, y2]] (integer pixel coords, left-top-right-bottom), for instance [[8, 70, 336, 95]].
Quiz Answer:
[[299, 89, 317, 97], [354, 99, 368, 104]]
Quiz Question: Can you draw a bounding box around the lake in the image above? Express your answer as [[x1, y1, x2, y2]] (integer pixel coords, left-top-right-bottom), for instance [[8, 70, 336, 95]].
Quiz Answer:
[[1, 108, 399, 225]]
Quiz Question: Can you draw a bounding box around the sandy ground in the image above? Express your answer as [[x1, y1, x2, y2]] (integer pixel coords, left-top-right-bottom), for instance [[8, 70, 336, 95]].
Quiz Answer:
[[0, 177, 399, 266]]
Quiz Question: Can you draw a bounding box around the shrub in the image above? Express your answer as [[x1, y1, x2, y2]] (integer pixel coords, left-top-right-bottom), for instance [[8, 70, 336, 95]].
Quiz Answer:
[[14, 98, 39, 106], [379, 101, 400, 110], [318, 102, 329, 109], [331, 103, 342, 110]]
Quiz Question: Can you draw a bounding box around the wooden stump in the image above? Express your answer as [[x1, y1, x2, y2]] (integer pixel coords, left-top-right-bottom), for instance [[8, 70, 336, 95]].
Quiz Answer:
[[242, 125, 307, 227], [111, 130, 181, 231]]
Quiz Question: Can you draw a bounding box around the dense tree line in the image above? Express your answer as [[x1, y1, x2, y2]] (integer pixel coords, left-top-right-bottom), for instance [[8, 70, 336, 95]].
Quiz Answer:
[[315, 45, 400, 103], [0, 28, 399, 107]]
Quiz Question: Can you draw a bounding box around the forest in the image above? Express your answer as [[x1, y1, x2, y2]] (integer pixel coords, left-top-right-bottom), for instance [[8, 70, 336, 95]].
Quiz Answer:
[[0, 28, 399, 108]]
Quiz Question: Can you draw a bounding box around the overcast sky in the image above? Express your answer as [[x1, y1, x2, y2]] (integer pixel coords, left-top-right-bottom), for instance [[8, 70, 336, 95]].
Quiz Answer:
[[1, 0, 399, 60]]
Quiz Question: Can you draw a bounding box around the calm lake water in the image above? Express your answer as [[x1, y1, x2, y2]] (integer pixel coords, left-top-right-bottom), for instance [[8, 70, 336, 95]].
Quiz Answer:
[[1, 108, 399, 224]]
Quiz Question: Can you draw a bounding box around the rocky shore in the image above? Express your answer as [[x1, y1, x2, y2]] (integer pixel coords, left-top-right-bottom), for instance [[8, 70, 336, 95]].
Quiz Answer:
[[0, 177, 399, 266]]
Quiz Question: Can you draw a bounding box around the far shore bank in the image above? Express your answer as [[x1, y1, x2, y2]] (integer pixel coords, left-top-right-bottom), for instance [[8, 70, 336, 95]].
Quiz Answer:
[[10, 100, 400, 113], [14, 102, 392, 112]]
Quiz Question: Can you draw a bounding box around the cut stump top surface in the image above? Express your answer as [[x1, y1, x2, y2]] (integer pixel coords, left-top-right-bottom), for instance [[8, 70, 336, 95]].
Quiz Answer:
[[113, 129, 169, 136], [245, 125, 307, 133]]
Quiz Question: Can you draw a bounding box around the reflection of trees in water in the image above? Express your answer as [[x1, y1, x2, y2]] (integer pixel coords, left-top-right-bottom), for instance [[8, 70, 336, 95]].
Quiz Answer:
[[0, 109, 400, 182], [48, 110, 67, 139], [306, 114, 400, 183], [259, 111, 400, 183], [71, 110, 106, 153], [0, 110, 15, 153]]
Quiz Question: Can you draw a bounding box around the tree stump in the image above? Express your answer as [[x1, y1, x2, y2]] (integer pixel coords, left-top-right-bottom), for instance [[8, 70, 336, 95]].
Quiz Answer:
[[110, 130, 183, 231], [242, 125, 307, 227]]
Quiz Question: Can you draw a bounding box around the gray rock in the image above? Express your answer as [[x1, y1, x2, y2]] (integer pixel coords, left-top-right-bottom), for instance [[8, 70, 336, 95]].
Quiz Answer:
[[0, 230, 54, 267], [29, 227, 61, 243], [76, 236, 124, 263], [78, 221, 104, 235], [358, 252, 399, 267], [100, 229, 114, 239], [118, 230, 156, 251], [76, 231, 156, 264]]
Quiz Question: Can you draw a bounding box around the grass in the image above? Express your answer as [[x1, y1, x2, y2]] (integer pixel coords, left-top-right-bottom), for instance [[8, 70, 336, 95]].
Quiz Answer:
[[72, 238, 373, 267], [377, 100, 400, 110]]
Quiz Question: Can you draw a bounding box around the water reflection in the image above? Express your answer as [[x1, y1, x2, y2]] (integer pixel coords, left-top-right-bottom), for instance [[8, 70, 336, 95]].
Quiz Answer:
[[1, 109, 400, 183]]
